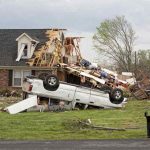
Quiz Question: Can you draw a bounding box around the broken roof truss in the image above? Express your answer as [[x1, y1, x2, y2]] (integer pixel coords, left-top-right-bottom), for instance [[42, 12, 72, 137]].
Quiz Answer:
[[27, 29, 83, 67]]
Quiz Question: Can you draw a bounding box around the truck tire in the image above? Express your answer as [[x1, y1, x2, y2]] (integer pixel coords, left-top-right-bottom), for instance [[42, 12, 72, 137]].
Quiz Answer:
[[44, 75, 59, 91], [110, 88, 124, 104]]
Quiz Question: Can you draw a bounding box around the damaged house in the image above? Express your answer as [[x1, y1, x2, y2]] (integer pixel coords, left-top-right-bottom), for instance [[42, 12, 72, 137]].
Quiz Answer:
[[0, 29, 82, 88], [1, 29, 129, 114]]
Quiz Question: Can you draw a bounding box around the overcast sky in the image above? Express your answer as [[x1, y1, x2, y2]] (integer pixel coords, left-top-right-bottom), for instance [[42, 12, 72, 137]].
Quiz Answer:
[[0, 0, 150, 62]]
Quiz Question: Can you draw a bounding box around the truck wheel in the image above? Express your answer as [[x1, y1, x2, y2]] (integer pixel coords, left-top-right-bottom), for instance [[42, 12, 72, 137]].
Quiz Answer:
[[110, 88, 124, 104], [44, 75, 59, 91]]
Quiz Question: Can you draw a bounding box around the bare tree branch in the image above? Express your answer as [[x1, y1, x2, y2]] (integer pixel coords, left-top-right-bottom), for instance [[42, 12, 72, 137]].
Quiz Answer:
[[93, 16, 136, 72]]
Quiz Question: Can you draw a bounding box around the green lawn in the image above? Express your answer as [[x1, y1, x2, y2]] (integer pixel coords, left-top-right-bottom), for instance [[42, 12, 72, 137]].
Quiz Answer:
[[0, 99, 150, 140]]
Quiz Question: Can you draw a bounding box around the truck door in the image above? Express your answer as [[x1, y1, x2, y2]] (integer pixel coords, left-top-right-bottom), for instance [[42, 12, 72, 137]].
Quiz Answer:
[[74, 86, 91, 104], [90, 88, 110, 106]]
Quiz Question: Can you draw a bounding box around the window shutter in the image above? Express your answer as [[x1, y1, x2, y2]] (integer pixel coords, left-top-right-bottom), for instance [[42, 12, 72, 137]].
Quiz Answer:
[[8, 70, 13, 86]]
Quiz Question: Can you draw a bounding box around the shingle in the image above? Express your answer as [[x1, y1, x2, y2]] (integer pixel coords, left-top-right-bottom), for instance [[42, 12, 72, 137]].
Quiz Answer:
[[0, 29, 49, 66]]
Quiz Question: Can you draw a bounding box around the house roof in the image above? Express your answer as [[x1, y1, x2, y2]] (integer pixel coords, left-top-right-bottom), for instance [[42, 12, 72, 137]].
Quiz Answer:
[[0, 29, 49, 67], [16, 32, 39, 42]]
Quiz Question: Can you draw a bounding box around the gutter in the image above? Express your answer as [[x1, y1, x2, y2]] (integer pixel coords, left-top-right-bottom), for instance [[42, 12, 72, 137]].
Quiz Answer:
[[0, 66, 58, 70]]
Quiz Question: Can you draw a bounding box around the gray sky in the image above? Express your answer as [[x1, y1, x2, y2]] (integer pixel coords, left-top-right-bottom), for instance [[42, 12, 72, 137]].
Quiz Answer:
[[0, 0, 150, 62]]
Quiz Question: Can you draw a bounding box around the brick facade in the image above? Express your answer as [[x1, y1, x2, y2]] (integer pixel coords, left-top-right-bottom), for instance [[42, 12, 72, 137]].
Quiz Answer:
[[0, 69, 67, 88], [0, 69, 9, 87]]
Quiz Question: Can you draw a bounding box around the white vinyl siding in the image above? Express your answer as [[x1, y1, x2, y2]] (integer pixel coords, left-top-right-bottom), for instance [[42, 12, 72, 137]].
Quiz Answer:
[[13, 70, 31, 87]]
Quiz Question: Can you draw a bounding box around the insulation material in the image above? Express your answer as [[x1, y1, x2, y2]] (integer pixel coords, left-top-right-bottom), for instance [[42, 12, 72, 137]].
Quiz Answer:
[[122, 72, 133, 76], [64, 37, 83, 63], [126, 78, 136, 85]]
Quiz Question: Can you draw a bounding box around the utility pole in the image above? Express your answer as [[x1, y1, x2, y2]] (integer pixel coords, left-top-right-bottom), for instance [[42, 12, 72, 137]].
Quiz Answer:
[[134, 51, 137, 78]]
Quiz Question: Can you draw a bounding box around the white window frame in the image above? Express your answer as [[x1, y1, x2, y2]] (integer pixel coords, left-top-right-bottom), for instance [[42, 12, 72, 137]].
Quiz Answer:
[[13, 70, 31, 87], [21, 43, 29, 59]]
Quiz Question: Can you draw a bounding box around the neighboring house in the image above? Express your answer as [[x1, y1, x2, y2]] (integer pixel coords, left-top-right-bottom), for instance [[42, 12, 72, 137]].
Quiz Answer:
[[0, 29, 81, 88]]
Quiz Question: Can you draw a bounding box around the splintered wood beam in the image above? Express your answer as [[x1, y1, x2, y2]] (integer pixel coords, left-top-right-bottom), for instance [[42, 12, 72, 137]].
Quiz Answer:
[[26, 61, 34, 66], [65, 36, 84, 39], [40, 53, 47, 66], [38, 54, 45, 66], [36, 56, 42, 66], [49, 55, 54, 67], [28, 58, 35, 62], [34, 51, 42, 55], [27, 30, 65, 67]]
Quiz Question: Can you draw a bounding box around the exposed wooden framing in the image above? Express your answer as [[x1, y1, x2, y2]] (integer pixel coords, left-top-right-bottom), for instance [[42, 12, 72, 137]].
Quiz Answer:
[[64, 37, 83, 63], [26, 29, 84, 68], [27, 29, 64, 67]]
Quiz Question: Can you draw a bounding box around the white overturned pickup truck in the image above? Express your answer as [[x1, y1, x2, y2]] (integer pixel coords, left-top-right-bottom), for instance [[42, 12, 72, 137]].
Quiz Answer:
[[22, 75, 127, 110]]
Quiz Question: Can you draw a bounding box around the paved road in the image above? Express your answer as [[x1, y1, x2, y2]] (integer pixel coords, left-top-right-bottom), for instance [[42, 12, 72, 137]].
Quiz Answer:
[[0, 139, 150, 150]]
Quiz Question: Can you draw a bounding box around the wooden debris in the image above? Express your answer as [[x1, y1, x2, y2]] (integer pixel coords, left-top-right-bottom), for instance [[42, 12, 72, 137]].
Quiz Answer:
[[130, 73, 150, 99], [27, 29, 83, 68], [27, 29, 64, 67], [78, 120, 126, 131]]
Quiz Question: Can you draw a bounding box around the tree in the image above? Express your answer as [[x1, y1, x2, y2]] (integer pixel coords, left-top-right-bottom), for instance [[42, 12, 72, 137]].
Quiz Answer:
[[136, 49, 150, 76], [93, 16, 136, 72]]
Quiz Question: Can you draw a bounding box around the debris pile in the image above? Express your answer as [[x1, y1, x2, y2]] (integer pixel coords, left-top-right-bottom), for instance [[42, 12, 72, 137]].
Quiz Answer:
[[24, 29, 139, 98], [14, 28, 150, 100], [129, 72, 150, 99], [61, 59, 134, 93]]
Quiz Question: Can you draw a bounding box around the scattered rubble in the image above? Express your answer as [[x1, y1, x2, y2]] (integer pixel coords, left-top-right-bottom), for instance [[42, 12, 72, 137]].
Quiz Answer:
[[23, 29, 136, 96], [129, 76, 150, 100], [64, 118, 141, 131], [77, 119, 126, 131]]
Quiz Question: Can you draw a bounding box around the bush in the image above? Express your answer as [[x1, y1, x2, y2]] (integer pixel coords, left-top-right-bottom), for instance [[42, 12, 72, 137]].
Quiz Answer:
[[0, 88, 22, 97], [123, 90, 132, 98]]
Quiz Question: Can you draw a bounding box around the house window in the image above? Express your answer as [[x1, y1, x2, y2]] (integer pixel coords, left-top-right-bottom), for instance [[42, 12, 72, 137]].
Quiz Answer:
[[23, 70, 31, 79], [13, 70, 31, 87], [13, 70, 21, 86], [22, 44, 28, 58], [16, 43, 29, 61], [23, 44, 28, 57]]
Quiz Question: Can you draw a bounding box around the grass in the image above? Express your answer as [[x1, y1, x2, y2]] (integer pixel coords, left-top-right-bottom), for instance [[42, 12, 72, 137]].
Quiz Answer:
[[0, 99, 150, 140]]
